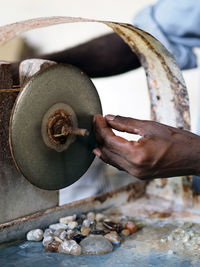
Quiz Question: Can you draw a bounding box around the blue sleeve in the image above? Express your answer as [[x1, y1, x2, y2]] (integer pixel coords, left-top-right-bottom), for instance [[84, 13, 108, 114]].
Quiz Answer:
[[133, 0, 200, 70]]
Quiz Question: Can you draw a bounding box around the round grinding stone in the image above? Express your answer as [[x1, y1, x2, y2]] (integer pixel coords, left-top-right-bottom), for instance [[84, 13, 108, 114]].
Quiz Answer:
[[9, 64, 102, 190]]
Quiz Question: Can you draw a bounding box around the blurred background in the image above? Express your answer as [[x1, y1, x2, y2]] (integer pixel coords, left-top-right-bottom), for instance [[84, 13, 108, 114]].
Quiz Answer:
[[0, 0, 200, 204]]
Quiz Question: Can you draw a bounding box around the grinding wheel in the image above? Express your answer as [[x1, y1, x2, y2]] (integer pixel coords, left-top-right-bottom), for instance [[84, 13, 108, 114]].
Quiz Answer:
[[9, 64, 102, 190]]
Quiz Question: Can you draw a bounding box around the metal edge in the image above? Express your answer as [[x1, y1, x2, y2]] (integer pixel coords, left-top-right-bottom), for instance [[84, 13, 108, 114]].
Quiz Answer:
[[0, 181, 146, 244]]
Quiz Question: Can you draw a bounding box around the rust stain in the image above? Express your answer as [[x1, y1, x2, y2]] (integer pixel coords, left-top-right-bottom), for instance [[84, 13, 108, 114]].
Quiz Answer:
[[181, 176, 193, 206], [0, 209, 47, 231], [182, 183, 190, 194], [0, 92, 18, 162], [0, 181, 147, 231], [127, 182, 147, 202], [110, 24, 190, 130], [193, 194, 199, 206], [148, 211, 171, 218], [47, 109, 73, 146], [94, 182, 147, 204], [159, 178, 168, 187]]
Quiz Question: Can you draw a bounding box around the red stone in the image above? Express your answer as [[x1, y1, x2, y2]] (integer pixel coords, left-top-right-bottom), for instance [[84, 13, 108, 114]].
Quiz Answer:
[[125, 222, 138, 234]]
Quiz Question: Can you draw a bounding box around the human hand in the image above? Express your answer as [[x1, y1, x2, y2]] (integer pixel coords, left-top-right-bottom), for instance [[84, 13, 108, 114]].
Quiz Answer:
[[93, 114, 200, 180]]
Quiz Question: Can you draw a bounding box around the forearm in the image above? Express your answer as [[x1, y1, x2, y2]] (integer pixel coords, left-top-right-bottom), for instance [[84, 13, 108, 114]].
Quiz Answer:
[[143, 128, 200, 178], [155, 130, 200, 178], [169, 133, 200, 177], [40, 33, 141, 77]]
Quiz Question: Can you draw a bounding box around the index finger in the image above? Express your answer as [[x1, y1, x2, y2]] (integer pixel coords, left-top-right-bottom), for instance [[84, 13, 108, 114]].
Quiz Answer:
[[94, 114, 131, 151], [105, 115, 145, 135]]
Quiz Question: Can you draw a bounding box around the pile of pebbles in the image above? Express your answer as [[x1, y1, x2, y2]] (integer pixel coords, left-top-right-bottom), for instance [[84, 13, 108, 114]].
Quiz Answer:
[[160, 223, 200, 254], [26, 212, 141, 255]]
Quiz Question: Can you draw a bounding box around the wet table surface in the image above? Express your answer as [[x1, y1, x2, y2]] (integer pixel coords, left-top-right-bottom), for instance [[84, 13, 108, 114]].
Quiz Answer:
[[1, 226, 200, 267], [2, 196, 200, 267]]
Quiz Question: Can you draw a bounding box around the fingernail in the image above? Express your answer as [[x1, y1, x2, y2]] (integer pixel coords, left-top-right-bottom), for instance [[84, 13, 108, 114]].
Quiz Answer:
[[93, 148, 101, 157], [105, 115, 115, 121]]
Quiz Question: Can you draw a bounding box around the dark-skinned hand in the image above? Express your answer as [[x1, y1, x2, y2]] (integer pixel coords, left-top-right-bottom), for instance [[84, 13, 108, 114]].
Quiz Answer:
[[93, 114, 200, 180]]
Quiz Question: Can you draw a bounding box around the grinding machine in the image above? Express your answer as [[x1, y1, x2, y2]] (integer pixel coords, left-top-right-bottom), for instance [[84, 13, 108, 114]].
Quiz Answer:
[[0, 17, 200, 266]]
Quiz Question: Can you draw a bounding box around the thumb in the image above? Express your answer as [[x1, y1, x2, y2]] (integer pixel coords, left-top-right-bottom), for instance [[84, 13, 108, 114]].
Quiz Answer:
[[105, 115, 145, 135]]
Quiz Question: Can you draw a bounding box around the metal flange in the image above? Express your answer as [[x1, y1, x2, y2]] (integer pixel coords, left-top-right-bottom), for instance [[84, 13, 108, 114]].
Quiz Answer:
[[9, 64, 102, 190]]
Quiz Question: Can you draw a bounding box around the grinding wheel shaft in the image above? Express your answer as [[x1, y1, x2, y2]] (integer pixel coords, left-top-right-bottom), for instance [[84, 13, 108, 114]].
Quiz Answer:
[[54, 125, 89, 137]]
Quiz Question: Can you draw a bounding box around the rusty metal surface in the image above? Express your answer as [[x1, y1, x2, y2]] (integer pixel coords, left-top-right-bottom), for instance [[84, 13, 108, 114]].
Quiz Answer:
[[0, 61, 13, 89], [0, 61, 59, 223], [0, 181, 146, 244]]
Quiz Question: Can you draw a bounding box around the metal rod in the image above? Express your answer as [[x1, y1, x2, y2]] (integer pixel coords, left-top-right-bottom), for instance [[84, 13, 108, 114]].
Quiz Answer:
[[0, 88, 21, 93], [54, 127, 89, 137]]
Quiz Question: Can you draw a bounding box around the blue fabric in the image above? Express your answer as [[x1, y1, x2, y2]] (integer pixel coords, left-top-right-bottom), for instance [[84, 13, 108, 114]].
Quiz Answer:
[[133, 0, 200, 70]]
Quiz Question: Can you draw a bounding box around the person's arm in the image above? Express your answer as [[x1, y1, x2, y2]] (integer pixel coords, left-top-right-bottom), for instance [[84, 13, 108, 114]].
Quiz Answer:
[[41, 33, 140, 77], [93, 114, 200, 180], [11, 33, 140, 84]]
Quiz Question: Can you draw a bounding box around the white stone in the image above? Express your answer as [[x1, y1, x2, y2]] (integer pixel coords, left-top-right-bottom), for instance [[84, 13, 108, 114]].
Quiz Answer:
[[68, 221, 78, 230], [54, 229, 64, 237], [42, 235, 53, 247], [65, 229, 75, 239], [59, 230, 67, 240], [104, 231, 121, 245], [58, 240, 81, 255], [43, 228, 53, 237], [182, 234, 190, 243], [87, 212, 95, 222], [49, 223, 67, 231], [80, 235, 113, 255], [54, 236, 62, 243], [27, 229, 44, 241], [58, 241, 70, 254], [59, 215, 75, 224], [95, 213, 105, 222], [82, 219, 90, 228], [70, 243, 82, 256]]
